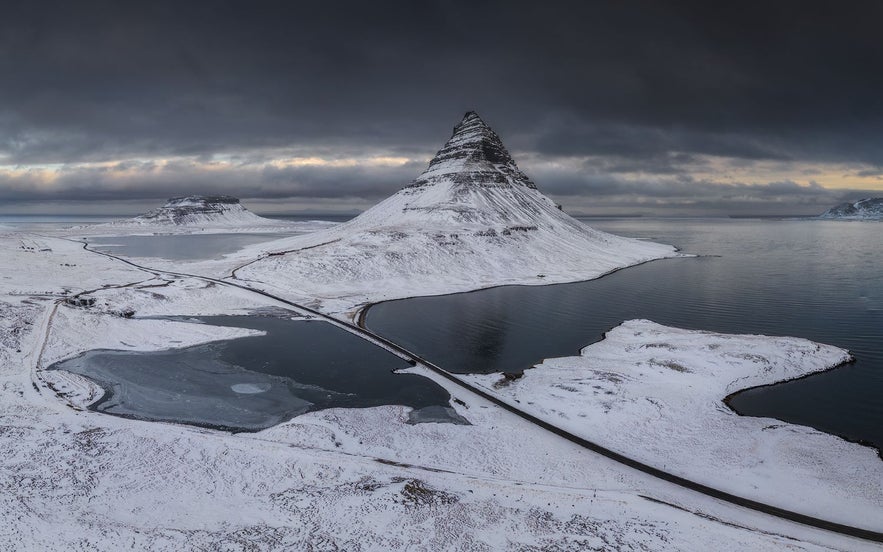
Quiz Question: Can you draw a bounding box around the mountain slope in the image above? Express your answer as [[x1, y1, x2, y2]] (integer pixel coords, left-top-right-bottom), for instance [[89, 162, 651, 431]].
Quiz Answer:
[[235, 112, 680, 315], [820, 197, 883, 219]]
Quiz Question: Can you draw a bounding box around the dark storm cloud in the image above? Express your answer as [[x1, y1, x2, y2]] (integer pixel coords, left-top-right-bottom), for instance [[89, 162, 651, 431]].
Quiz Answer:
[[0, 161, 423, 203], [2, 0, 883, 211]]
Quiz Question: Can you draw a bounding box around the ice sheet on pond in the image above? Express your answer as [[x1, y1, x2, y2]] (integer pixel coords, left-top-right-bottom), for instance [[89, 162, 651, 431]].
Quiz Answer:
[[50, 315, 459, 431], [55, 345, 316, 431], [86, 233, 300, 261]]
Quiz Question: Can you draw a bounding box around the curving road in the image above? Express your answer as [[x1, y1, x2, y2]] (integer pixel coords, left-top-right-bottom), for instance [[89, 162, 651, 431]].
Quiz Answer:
[[65, 238, 883, 544]]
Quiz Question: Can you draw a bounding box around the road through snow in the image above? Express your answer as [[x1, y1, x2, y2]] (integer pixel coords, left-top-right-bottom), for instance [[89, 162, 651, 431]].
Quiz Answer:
[[46, 237, 882, 544]]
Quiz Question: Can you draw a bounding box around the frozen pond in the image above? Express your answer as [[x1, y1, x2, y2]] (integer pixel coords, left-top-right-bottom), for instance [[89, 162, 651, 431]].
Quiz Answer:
[[364, 218, 883, 453], [86, 233, 299, 261], [51, 314, 460, 431], [79, 215, 351, 260]]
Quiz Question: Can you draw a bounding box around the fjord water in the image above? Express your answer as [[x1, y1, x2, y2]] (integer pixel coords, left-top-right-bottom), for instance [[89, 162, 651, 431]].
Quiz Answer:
[[364, 218, 883, 451], [52, 315, 455, 431]]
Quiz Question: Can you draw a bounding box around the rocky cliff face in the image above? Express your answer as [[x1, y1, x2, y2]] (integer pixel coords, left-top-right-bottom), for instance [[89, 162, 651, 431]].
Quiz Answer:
[[820, 198, 883, 219], [406, 111, 538, 191]]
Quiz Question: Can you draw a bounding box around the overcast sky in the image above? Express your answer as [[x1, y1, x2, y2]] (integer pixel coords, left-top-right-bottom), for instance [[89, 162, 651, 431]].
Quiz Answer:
[[3, 0, 883, 216]]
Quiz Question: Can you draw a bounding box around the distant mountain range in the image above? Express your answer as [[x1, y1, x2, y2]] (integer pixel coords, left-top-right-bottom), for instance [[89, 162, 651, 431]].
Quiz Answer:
[[820, 198, 883, 219]]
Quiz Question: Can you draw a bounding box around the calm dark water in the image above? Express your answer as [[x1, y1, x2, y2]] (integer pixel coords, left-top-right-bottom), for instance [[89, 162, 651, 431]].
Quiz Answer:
[[364, 218, 883, 451], [51, 315, 457, 431], [268, 214, 354, 224]]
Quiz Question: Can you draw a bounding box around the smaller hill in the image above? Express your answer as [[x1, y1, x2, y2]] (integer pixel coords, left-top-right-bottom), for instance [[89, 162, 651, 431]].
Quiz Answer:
[[820, 198, 883, 220], [122, 196, 279, 227], [84, 196, 327, 233]]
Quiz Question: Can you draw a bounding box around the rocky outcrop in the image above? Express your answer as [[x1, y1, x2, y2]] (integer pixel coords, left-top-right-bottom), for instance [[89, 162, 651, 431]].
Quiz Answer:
[[405, 111, 538, 191]]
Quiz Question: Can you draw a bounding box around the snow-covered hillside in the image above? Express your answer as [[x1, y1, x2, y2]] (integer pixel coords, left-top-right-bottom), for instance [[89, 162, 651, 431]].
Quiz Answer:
[[463, 319, 883, 529], [819, 197, 883, 219], [95, 195, 300, 230], [236, 112, 680, 314]]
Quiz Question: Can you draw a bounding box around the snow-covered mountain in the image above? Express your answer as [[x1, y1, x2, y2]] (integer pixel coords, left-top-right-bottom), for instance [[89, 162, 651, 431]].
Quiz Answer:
[[350, 111, 551, 228], [819, 197, 883, 219], [236, 112, 679, 314], [120, 196, 281, 227]]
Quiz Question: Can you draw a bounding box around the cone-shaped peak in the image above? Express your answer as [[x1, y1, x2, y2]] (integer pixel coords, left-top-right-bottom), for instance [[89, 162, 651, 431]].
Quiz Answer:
[[458, 110, 484, 127], [406, 112, 537, 191], [445, 111, 509, 164]]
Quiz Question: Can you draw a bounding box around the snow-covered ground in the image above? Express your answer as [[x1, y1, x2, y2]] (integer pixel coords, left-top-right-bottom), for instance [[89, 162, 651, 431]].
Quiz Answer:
[[463, 319, 883, 529], [0, 232, 876, 550]]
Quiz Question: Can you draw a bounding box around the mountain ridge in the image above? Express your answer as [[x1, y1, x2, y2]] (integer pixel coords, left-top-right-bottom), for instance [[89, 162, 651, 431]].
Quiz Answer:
[[820, 197, 883, 219]]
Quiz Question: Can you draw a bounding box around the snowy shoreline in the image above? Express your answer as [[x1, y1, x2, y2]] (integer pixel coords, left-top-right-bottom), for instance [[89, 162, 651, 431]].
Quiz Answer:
[[362, 281, 882, 464], [722, 360, 883, 461], [460, 319, 883, 529], [352, 253, 690, 327]]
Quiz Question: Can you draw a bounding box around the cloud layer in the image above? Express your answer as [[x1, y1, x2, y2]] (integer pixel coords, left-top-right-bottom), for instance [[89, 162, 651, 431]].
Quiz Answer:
[[2, 0, 882, 214]]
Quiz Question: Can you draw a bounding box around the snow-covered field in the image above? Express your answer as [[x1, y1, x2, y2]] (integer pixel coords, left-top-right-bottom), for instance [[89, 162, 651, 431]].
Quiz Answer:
[[463, 319, 883, 529], [0, 228, 879, 550]]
